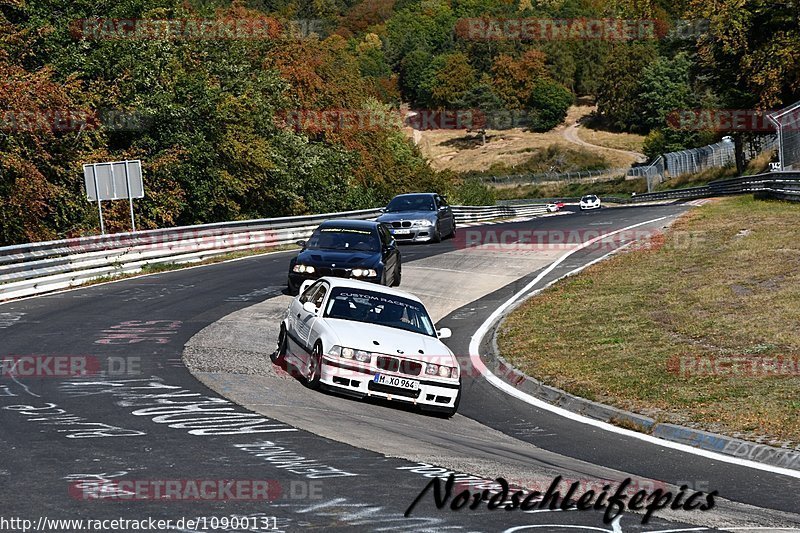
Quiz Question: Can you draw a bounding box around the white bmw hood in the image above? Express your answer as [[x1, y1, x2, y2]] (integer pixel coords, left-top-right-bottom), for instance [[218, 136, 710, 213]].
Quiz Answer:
[[325, 319, 456, 365]]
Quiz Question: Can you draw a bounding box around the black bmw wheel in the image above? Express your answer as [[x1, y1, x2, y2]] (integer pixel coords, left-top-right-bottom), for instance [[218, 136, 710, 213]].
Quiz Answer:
[[432, 224, 442, 243], [392, 265, 402, 286], [271, 325, 288, 363], [306, 342, 323, 390]]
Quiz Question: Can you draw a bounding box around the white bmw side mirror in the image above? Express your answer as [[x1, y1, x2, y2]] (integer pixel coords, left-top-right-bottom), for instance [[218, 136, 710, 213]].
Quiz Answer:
[[303, 301, 318, 314], [437, 328, 452, 340]]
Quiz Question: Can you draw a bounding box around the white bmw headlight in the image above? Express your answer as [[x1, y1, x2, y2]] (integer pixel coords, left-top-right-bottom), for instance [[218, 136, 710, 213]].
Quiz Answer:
[[426, 363, 456, 378], [352, 269, 378, 278], [412, 219, 434, 227], [329, 346, 371, 363], [293, 264, 315, 273]]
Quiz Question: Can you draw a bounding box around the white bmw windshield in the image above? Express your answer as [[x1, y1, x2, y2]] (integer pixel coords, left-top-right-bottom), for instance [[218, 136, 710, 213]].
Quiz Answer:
[[324, 288, 436, 337]]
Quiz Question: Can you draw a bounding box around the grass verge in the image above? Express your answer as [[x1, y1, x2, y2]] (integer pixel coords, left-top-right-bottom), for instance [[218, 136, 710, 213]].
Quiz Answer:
[[497, 196, 800, 447]]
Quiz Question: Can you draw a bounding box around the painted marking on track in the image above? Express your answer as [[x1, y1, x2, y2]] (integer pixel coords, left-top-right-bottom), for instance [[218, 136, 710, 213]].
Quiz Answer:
[[469, 216, 800, 479], [95, 320, 182, 345], [1, 401, 146, 438], [60, 378, 297, 436], [0, 311, 25, 328], [234, 440, 358, 479], [226, 286, 286, 302]]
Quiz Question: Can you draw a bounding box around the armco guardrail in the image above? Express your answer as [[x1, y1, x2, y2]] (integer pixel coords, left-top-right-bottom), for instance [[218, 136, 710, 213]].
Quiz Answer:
[[0, 203, 547, 301], [628, 171, 800, 203]]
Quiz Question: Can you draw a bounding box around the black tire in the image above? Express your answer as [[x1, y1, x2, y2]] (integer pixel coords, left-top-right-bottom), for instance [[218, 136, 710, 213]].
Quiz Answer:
[[271, 325, 287, 363], [287, 278, 299, 296], [392, 264, 402, 286], [448, 221, 457, 239], [432, 224, 442, 243], [306, 342, 323, 390]]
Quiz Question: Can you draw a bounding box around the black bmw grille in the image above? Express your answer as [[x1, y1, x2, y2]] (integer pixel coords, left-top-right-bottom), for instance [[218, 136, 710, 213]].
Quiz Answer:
[[391, 221, 412, 228], [376, 356, 422, 376], [317, 267, 350, 277]]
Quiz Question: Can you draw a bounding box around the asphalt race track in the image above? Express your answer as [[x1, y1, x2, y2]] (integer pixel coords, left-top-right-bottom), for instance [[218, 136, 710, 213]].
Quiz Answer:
[[1, 204, 799, 533]]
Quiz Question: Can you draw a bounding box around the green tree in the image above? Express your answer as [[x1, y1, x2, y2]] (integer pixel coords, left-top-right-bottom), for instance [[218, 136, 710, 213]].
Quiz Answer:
[[637, 52, 696, 130], [422, 52, 476, 108], [524, 79, 573, 132], [595, 43, 658, 131]]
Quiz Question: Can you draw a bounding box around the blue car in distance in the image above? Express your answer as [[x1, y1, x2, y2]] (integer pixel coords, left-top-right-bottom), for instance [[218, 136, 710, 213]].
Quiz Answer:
[[287, 220, 401, 295]]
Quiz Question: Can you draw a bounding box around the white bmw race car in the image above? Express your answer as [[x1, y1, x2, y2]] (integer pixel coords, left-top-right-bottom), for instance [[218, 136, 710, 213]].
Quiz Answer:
[[274, 277, 461, 417]]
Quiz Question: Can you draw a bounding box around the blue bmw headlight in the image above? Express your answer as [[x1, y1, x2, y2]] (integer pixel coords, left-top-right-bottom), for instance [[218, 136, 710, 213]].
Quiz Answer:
[[293, 264, 316, 273]]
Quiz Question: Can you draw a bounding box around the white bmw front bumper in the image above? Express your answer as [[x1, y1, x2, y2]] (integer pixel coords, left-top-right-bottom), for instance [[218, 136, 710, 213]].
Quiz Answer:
[[319, 355, 460, 410]]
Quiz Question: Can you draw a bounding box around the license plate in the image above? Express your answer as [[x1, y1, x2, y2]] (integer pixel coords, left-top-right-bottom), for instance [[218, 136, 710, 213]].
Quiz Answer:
[[392, 229, 412, 235], [374, 373, 419, 390]]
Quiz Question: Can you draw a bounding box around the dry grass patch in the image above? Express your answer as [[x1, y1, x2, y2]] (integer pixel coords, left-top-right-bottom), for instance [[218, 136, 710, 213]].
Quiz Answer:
[[497, 196, 800, 447], [409, 105, 647, 172], [576, 128, 646, 153]]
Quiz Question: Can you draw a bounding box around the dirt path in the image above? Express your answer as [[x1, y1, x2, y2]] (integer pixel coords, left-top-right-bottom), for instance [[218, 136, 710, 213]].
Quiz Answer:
[[562, 114, 648, 165], [407, 105, 647, 172]]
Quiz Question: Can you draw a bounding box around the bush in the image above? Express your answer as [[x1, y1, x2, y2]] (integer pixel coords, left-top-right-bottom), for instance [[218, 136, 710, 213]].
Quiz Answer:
[[524, 80, 573, 132], [451, 179, 496, 206]]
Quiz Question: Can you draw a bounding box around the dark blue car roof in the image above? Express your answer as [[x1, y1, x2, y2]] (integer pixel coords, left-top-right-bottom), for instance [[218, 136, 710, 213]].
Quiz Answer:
[[392, 193, 436, 199], [318, 219, 381, 231]]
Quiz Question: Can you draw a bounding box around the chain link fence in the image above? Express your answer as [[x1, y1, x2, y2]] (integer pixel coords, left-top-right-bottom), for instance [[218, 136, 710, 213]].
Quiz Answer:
[[483, 167, 629, 185], [769, 101, 800, 171], [628, 135, 779, 191]]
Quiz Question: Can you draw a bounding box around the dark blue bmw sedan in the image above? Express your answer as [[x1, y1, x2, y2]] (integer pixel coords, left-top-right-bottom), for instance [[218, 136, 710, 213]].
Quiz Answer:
[[287, 220, 401, 295]]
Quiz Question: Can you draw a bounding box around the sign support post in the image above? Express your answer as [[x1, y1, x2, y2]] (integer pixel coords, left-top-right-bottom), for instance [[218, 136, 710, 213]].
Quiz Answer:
[[123, 160, 136, 232], [91, 163, 106, 235]]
